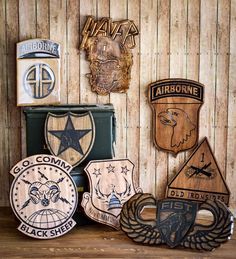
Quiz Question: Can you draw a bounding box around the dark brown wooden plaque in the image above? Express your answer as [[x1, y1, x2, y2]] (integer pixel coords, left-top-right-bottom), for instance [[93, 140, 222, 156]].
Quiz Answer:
[[166, 137, 230, 205], [149, 79, 204, 155], [120, 193, 234, 251], [10, 155, 78, 239], [81, 159, 142, 229], [45, 112, 95, 167], [80, 16, 139, 95]]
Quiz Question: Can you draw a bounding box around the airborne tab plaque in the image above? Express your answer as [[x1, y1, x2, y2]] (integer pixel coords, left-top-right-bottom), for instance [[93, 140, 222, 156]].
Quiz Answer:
[[10, 154, 78, 239], [81, 159, 142, 229], [166, 138, 230, 205], [17, 39, 60, 106], [80, 16, 139, 95], [149, 79, 204, 155]]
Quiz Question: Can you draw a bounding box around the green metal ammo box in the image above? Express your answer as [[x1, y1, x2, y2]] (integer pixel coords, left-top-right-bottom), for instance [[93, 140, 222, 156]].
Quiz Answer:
[[23, 104, 116, 225]]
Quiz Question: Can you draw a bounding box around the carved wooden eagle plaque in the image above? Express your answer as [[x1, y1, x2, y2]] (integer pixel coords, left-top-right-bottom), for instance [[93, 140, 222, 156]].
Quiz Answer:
[[120, 193, 234, 251], [166, 138, 230, 205], [45, 112, 95, 167], [17, 39, 60, 106], [80, 16, 139, 95], [81, 159, 142, 229], [9, 155, 78, 239], [149, 79, 204, 155]]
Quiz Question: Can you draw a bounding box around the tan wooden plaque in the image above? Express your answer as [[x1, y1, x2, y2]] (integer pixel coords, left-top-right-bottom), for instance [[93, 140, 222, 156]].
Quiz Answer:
[[81, 159, 142, 229], [17, 39, 60, 106], [80, 16, 139, 95], [45, 112, 95, 167], [9, 155, 78, 239], [149, 79, 204, 155], [166, 138, 230, 205]]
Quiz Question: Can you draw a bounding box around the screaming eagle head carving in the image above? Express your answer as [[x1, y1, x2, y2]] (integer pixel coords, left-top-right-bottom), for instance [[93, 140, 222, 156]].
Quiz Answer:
[[158, 108, 196, 148]]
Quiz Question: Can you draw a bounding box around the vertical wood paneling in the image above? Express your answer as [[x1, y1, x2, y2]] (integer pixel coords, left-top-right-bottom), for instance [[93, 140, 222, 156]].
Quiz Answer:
[[110, 0, 127, 158], [19, 0, 36, 158], [0, 0, 235, 215], [67, 0, 80, 103], [155, 0, 170, 198], [168, 0, 187, 180], [50, 0, 67, 104], [79, 0, 97, 103], [0, 0, 9, 206], [6, 0, 21, 170], [199, 0, 217, 144], [139, 0, 157, 194], [227, 0, 236, 215], [96, 0, 110, 105], [127, 0, 140, 185], [214, 0, 230, 175], [36, 0, 50, 38]]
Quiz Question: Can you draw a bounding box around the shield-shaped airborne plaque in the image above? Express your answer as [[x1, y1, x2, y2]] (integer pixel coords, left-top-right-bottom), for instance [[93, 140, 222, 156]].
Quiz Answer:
[[45, 112, 95, 167], [81, 159, 142, 229], [149, 79, 204, 155]]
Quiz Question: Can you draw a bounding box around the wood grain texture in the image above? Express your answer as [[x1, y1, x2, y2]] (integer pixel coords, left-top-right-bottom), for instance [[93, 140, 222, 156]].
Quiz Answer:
[[0, 207, 236, 258], [9, 155, 77, 239], [139, 0, 157, 194], [0, 0, 236, 216], [168, 0, 187, 182], [82, 159, 141, 229], [167, 138, 230, 205], [227, 0, 236, 216]]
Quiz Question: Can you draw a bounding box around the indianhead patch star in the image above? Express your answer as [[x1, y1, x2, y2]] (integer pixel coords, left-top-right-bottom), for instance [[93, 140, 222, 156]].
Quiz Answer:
[[48, 115, 91, 156]]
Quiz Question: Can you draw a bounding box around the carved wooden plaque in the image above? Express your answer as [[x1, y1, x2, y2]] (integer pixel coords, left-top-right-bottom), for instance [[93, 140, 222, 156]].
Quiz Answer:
[[149, 79, 204, 155], [120, 193, 234, 251], [80, 16, 139, 95], [10, 155, 78, 239], [17, 39, 60, 106], [45, 112, 95, 167], [166, 138, 230, 205], [81, 159, 142, 229]]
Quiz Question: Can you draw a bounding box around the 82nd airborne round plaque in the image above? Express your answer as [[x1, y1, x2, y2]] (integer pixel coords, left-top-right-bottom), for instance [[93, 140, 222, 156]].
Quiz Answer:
[[10, 155, 78, 239]]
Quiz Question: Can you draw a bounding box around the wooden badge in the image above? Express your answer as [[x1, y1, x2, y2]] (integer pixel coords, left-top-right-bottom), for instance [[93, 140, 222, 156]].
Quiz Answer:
[[149, 79, 204, 155], [166, 138, 230, 205], [45, 112, 95, 167], [17, 39, 61, 106], [120, 193, 234, 251], [9, 155, 78, 239], [80, 16, 139, 95], [81, 159, 142, 229]]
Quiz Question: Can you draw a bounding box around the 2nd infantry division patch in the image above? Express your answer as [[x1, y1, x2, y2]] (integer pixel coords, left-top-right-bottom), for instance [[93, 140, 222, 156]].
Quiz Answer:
[[45, 111, 95, 167], [149, 79, 204, 155]]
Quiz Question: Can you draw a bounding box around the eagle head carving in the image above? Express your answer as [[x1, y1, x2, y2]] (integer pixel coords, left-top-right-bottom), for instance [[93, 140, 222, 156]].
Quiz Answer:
[[158, 108, 196, 148]]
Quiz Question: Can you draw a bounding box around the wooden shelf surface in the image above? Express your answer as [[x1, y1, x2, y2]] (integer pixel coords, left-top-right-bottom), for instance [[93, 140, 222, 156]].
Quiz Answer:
[[0, 207, 235, 259]]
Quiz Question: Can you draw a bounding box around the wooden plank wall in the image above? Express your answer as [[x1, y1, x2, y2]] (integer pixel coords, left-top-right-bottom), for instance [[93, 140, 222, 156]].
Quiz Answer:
[[0, 0, 235, 215]]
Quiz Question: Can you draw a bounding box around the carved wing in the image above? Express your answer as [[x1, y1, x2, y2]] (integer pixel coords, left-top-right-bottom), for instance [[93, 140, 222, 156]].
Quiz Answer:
[[181, 199, 234, 251], [120, 193, 162, 245]]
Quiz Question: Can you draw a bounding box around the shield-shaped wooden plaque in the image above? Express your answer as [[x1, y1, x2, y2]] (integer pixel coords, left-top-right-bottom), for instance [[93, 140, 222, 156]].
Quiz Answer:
[[149, 79, 204, 155], [81, 159, 142, 229], [9, 154, 78, 239], [45, 111, 95, 167]]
